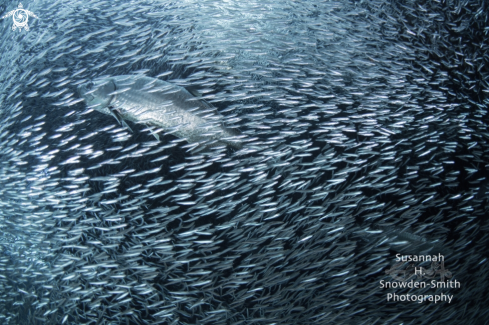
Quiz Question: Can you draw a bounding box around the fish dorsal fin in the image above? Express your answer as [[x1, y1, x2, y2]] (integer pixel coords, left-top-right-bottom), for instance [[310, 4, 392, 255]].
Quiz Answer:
[[185, 85, 202, 98]]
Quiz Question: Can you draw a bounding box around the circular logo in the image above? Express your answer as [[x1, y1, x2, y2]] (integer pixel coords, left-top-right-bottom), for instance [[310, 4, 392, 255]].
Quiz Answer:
[[13, 9, 28, 28], [1, 3, 38, 32]]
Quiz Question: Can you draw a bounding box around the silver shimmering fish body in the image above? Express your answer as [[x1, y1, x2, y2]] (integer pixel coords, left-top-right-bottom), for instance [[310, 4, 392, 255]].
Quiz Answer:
[[78, 75, 241, 148]]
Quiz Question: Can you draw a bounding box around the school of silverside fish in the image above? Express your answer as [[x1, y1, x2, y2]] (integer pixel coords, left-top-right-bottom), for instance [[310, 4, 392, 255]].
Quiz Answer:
[[0, 0, 488, 324]]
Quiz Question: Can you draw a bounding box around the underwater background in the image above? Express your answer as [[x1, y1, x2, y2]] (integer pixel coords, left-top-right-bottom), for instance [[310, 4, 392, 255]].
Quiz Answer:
[[0, 0, 488, 324]]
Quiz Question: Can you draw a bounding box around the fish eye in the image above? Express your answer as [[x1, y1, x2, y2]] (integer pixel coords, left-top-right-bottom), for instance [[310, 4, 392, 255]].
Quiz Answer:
[[86, 81, 94, 90]]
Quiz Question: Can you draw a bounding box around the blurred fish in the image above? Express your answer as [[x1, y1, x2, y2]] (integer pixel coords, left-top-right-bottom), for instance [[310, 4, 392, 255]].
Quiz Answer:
[[77, 75, 243, 149]]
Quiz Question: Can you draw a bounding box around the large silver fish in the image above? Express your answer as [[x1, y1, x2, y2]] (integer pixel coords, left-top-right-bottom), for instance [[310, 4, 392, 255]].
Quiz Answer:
[[77, 75, 242, 149]]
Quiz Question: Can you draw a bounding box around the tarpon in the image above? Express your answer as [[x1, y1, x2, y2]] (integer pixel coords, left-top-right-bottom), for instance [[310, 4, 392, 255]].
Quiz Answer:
[[77, 75, 242, 149]]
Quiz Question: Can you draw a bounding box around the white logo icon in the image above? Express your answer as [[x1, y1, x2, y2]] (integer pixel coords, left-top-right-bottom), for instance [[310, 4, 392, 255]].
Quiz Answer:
[[1, 3, 38, 32]]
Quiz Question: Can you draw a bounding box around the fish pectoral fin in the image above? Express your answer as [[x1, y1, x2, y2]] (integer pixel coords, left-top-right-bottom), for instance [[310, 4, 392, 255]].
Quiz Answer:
[[110, 108, 133, 133], [121, 119, 133, 133], [146, 125, 160, 141], [109, 109, 121, 124]]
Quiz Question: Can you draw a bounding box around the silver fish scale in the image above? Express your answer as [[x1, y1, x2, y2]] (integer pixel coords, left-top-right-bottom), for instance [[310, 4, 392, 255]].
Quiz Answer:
[[110, 76, 230, 144], [79, 74, 243, 149]]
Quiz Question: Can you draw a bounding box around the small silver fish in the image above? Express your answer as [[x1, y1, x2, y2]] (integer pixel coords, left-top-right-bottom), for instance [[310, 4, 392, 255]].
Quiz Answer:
[[77, 75, 242, 149]]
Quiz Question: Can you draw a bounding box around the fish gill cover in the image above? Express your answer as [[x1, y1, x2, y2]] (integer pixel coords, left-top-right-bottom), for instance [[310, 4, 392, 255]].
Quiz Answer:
[[0, 0, 487, 324]]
